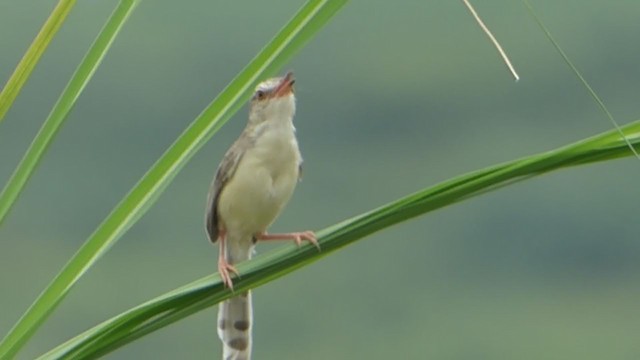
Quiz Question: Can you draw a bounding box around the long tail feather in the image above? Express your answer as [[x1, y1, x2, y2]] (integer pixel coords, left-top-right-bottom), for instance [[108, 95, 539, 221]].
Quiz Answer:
[[218, 237, 253, 360]]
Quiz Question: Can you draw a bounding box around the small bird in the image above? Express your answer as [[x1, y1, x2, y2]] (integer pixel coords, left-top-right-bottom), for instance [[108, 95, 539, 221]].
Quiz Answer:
[[205, 72, 318, 360]]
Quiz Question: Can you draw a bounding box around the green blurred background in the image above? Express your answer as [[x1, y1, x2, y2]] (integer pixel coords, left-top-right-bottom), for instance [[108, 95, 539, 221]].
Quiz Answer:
[[2, 1, 640, 359]]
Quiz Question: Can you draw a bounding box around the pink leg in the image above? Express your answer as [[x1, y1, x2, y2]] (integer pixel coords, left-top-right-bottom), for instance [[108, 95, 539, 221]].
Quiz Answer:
[[217, 230, 239, 290], [256, 230, 320, 250]]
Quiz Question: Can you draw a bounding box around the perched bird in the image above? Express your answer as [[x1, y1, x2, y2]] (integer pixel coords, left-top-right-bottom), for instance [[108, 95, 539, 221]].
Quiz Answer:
[[205, 72, 318, 360]]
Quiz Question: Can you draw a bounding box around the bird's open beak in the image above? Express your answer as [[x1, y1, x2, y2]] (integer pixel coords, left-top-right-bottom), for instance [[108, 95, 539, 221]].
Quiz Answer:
[[273, 72, 295, 98]]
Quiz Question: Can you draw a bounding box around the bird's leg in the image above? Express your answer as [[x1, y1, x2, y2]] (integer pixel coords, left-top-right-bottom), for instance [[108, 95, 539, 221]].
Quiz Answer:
[[217, 229, 240, 290], [256, 230, 320, 250]]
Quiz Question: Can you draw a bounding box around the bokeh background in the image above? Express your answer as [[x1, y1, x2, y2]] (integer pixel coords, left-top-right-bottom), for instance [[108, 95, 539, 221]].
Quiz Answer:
[[2, 1, 640, 359]]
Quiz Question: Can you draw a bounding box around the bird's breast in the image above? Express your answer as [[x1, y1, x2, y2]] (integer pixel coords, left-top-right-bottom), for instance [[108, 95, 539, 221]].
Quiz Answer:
[[252, 125, 300, 177], [217, 124, 301, 237]]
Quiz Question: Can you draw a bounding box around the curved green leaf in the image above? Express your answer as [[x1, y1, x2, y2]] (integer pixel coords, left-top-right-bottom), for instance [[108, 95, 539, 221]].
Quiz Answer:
[[38, 120, 640, 360]]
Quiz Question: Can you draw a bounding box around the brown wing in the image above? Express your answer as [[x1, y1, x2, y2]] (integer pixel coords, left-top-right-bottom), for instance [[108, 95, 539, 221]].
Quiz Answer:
[[205, 138, 248, 243]]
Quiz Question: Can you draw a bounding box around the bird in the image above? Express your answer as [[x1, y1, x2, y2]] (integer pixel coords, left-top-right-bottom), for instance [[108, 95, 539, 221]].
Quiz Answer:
[[205, 72, 318, 360]]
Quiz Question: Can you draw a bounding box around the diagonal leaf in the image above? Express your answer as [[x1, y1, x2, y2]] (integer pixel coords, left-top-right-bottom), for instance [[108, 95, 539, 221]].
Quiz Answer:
[[0, 0, 77, 124], [0, 0, 348, 358], [38, 120, 640, 360], [0, 0, 140, 225]]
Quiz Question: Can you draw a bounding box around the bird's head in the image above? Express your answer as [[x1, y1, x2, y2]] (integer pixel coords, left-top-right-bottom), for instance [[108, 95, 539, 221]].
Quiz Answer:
[[248, 72, 296, 125]]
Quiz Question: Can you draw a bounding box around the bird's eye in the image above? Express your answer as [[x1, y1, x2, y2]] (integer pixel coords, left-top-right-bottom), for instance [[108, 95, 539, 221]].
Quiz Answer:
[[255, 90, 266, 100]]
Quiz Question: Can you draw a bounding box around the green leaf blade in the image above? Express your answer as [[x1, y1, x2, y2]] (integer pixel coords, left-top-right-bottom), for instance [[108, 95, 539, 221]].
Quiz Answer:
[[38, 120, 640, 360], [0, 0, 77, 124]]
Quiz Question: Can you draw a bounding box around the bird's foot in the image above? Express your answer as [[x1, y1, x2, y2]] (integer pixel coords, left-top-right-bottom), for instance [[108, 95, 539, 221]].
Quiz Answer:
[[218, 257, 240, 290], [256, 231, 320, 250]]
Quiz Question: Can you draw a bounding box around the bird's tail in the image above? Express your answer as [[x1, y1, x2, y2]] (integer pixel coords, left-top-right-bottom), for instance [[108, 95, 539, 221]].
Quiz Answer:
[[218, 237, 253, 360]]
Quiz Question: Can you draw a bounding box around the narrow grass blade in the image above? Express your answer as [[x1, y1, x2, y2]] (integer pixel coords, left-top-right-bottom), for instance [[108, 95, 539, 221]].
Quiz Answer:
[[0, 0, 139, 226], [522, 0, 640, 161], [38, 120, 640, 360], [0, 0, 77, 124], [0, 0, 348, 358]]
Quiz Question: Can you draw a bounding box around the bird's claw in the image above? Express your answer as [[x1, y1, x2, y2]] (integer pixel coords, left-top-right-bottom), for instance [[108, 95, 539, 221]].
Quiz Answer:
[[218, 259, 239, 290], [292, 231, 320, 250]]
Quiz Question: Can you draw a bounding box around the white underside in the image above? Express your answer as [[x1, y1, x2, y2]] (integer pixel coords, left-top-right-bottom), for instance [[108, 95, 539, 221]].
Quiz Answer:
[[217, 117, 301, 261]]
